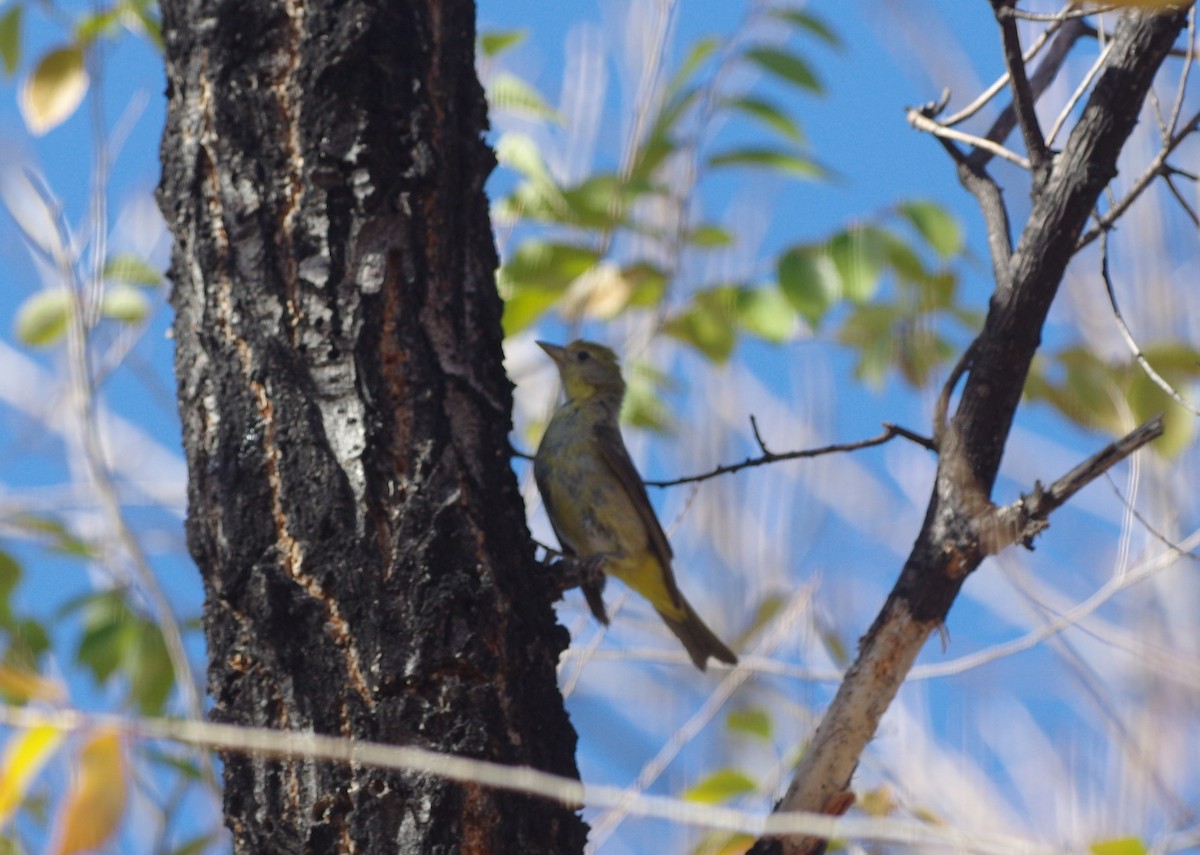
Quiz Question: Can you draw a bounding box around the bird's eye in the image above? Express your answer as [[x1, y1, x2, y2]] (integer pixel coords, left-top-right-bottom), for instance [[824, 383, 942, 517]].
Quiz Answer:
[[576, 350, 590, 362]]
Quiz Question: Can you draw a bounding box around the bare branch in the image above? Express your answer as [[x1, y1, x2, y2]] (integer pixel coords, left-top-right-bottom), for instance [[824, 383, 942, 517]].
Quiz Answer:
[[1099, 230, 1200, 416], [991, 0, 1052, 176], [645, 423, 934, 489]]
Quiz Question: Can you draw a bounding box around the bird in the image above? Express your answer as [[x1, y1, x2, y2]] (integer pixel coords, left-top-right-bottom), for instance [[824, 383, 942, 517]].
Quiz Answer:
[[533, 339, 738, 671]]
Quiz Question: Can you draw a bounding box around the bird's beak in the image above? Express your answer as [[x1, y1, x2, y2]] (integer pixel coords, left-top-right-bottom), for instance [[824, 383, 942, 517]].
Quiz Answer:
[[536, 341, 566, 363]]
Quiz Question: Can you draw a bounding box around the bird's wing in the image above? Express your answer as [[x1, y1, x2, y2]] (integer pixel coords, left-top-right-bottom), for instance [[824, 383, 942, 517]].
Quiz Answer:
[[534, 458, 578, 557], [593, 420, 684, 607]]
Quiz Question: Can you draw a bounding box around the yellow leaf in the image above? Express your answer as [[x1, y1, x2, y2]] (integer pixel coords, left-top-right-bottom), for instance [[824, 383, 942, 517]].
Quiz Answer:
[[0, 725, 65, 829], [0, 664, 66, 703], [19, 46, 89, 136], [54, 728, 126, 855]]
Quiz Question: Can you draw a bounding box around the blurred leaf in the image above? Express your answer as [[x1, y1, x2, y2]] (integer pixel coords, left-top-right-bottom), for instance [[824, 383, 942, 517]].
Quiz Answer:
[[99, 284, 150, 324], [778, 245, 840, 327], [480, 29, 526, 58], [0, 726, 63, 829], [838, 304, 898, 389], [129, 621, 173, 716], [691, 833, 754, 855], [735, 286, 796, 342], [898, 200, 963, 258], [19, 46, 89, 136], [743, 47, 822, 93], [708, 148, 823, 179], [770, 9, 843, 48], [0, 6, 21, 77], [143, 747, 202, 782], [499, 241, 600, 293], [621, 361, 674, 433], [54, 728, 126, 855], [726, 708, 771, 741], [103, 253, 162, 287], [667, 36, 720, 97], [687, 224, 734, 247], [722, 96, 805, 143], [1090, 839, 1147, 855], [629, 86, 700, 181], [0, 665, 64, 704], [502, 289, 561, 337], [14, 290, 72, 348], [664, 288, 738, 363], [495, 132, 552, 181], [74, 7, 124, 44], [859, 785, 896, 817], [126, 2, 164, 51], [10, 515, 92, 558], [166, 834, 220, 855], [489, 72, 559, 121], [622, 262, 669, 309], [561, 263, 633, 321], [828, 226, 888, 302], [682, 769, 756, 804]]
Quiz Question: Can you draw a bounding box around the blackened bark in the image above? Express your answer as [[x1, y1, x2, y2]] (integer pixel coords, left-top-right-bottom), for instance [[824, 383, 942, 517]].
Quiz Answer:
[[157, 1, 586, 852]]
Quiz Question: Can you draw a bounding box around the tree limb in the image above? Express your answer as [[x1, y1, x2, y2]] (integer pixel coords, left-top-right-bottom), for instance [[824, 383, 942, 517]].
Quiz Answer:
[[751, 8, 1188, 854]]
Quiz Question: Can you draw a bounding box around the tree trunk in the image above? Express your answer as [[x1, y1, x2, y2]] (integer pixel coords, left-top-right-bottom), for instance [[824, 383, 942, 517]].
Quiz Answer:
[[157, 1, 587, 851]]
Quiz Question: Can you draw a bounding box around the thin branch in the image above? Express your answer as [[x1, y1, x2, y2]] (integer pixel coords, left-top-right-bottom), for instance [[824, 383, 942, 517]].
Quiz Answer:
[[991, 0, 1052, 176], [1077, 109, 1200, 249], [933, 340, 976, 447], [644, 422, 934, 489], [1000, 4, 1121, 23], [1163, 169, 1200, 226], [942, 8, 1080, 127], [906, 109, 1031, 169], [966, 16, 1091, 170], [1098, 229, 1200, 416], [986, 415, 1165, 554], [1045, 40, 1113, 147]]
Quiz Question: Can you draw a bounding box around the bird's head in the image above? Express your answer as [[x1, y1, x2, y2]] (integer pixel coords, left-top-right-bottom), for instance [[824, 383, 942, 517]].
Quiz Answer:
[[537, 340, 625, 402]]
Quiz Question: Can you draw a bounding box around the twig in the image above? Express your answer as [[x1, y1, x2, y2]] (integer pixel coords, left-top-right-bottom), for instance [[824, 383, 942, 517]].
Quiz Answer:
[[906, 109, 1032, 169], [645, 422, 934, 488], [1077, 109, 1200, 249], [1098, 229, 1200, 416], [991, 0, 1051, 177], [1045, 40, 1113, 147], [933, 341, 976, 447], [986, 415, 1165, 553]]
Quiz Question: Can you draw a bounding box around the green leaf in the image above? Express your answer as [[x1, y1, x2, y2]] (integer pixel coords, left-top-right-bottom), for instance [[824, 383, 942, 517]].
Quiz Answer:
[[828, 226, 888, 302], [103, 253, 162, 286], [721, 95, 805, 144], [622, 262, 668, 309], [735, 286, 796, 342], [14, 289, 72, 347], [0, 6, 22, 78], [663, 288, 738, 363], [687, 224, 734, 247], [666, 36, 720, 97], [682, 769, 757, 804], [495, 132, 552, 181], [126, 2, 164, 51], [11, 514, 93, 557], [770, 9, 843, 48], [75, 7, 124, 45], [743, 47, 822, 93], [480, 29, 526, 58], [1090, 838, 1147, 855], [501, 288, 562, 337], [130, 622, 173, 715], [621, 361, 674, 433], [165, 833, 221, 855], [489, 72, 559, 121], [99, 285, 150, 323], [898, 200, 963, 258], [498, 241, 600, 294], [727, 708, 772, 740], [707, 148, 823, 179], [778, 245, 840, 327]]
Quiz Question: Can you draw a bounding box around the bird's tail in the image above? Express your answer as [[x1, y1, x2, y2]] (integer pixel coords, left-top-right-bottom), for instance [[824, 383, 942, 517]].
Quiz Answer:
[[658, 599, 738, 671]]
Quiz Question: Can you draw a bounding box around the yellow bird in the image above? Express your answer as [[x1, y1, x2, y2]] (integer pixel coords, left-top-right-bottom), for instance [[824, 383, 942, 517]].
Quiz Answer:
[[534, 340, 738, 671]]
